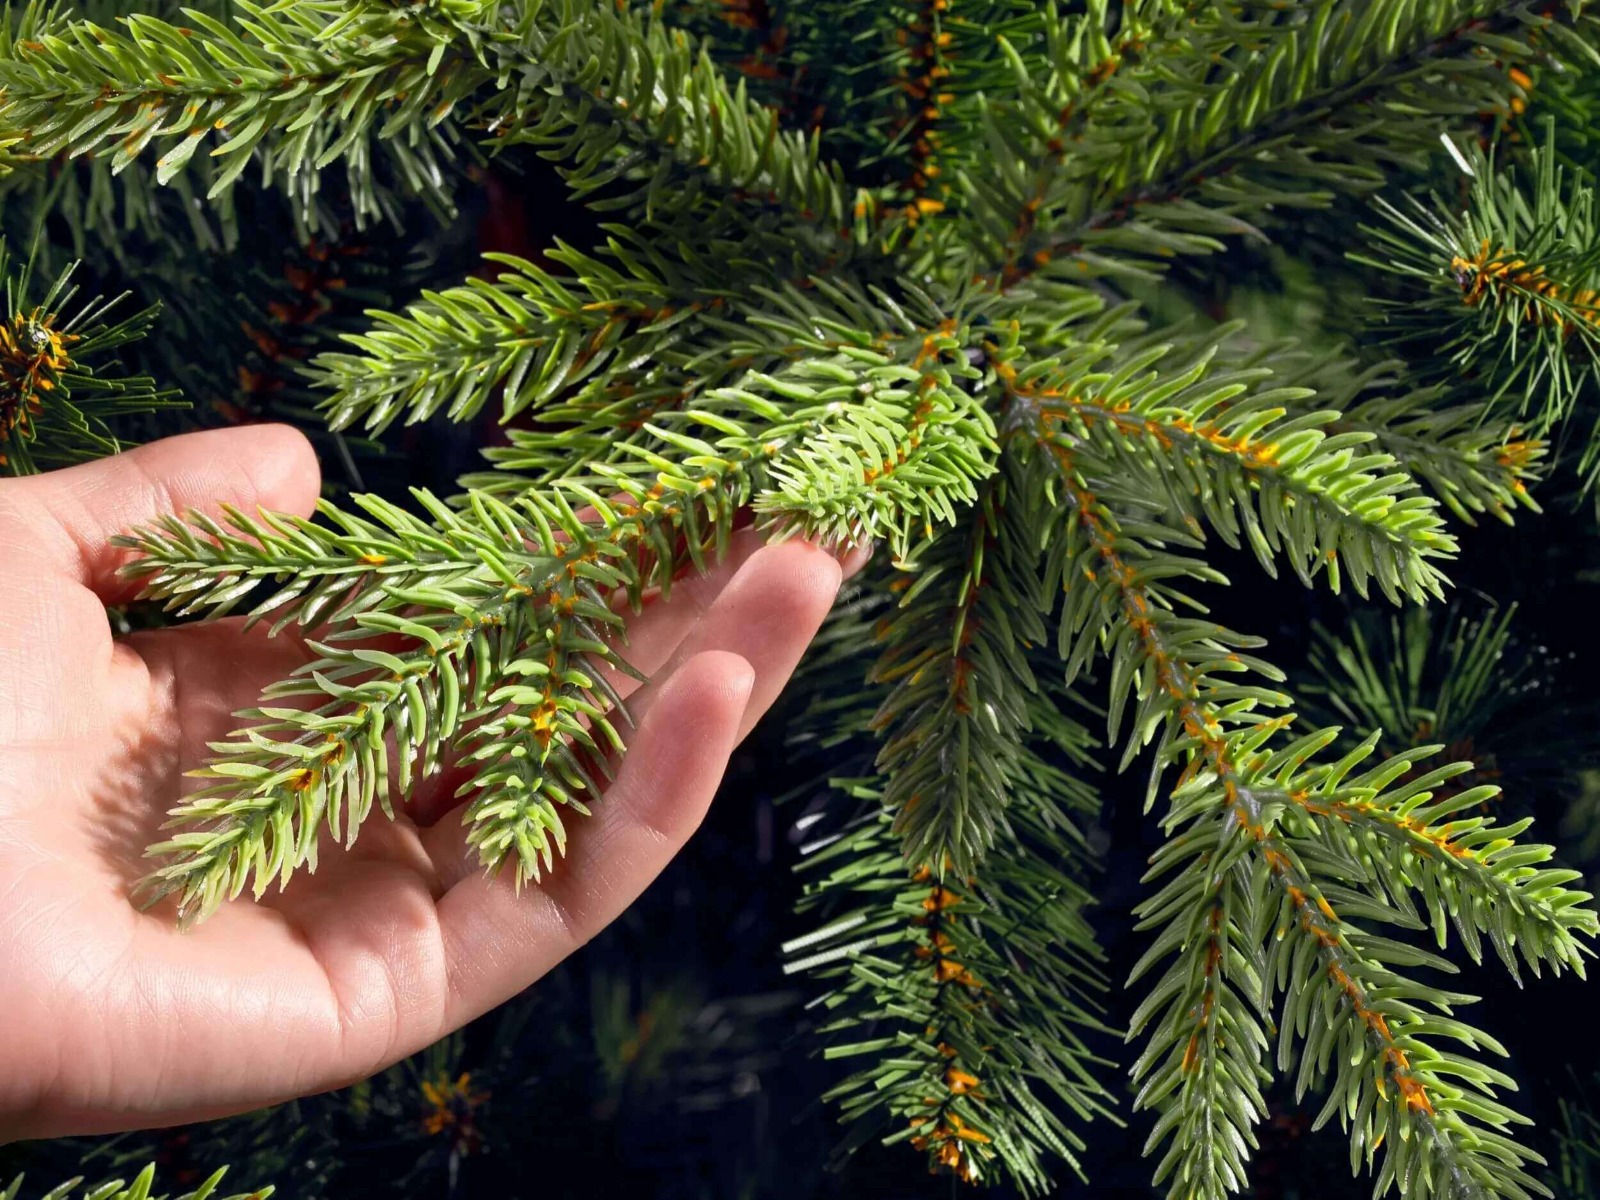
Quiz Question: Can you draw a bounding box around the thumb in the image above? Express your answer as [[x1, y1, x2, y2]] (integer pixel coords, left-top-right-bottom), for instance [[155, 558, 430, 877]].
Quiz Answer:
[[1, 425, 322, 603]]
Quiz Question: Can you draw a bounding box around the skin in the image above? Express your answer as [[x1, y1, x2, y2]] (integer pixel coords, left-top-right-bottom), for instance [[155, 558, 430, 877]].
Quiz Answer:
[[0, 425, 860, 1143]]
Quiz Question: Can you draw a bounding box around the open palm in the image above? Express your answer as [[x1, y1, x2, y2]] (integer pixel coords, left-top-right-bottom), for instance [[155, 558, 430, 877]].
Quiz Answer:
[[0, 426, 851, 1142]]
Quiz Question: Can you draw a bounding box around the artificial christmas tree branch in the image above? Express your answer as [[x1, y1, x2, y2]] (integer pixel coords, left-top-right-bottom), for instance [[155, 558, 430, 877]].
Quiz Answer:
[[976, 0, 1594, 291], [0, 242, 178, 474], [9, 0, 1600, 1195], [1362, 120, 1600, 492], [1023, 427, 1591, 1195], [1266, 357, 1542, 525], [1, 1165, 267, 1200]]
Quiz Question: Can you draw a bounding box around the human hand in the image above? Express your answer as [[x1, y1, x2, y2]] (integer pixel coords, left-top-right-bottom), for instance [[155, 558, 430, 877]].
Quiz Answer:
[[0, 426, 857, 1142]]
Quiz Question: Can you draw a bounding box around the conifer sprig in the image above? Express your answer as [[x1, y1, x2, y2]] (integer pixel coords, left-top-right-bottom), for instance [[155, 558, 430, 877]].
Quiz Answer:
[[1, 1164, 268, 1200], [0, 0, 874, 250], [996, 326, 1457, 604], [784, 629, 1116, 1192], [788, 788, 1116, 1192], [1268, 357, 1545, 526], [117, 351, 995, 920], [969, 0, 1600, 288], [313, 242, 759, 436], [124, 484, 689, 921], [0, 241, 179, 474], [1305, 604, 1533, 763], [1021, 421, 1592, 1198], [0, 0, 482, 223], [1360, 121, 1600, 486], [867, 466, 1045, 877]]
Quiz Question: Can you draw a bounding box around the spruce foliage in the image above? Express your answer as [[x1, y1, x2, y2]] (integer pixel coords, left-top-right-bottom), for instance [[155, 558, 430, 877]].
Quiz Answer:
[[0, 1166, 266, 1200], [0, 241, 177, 473], [5, 2, 1600, 1196]]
